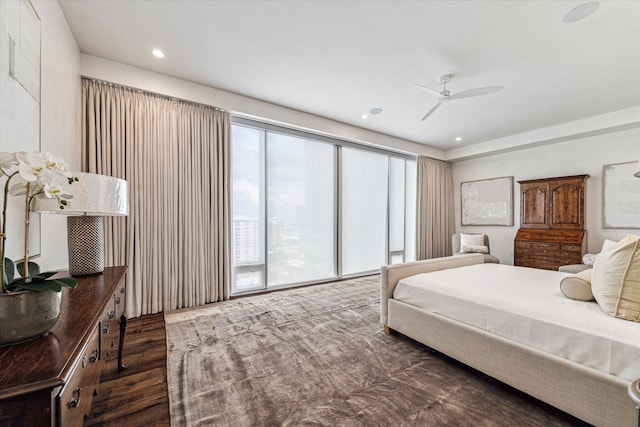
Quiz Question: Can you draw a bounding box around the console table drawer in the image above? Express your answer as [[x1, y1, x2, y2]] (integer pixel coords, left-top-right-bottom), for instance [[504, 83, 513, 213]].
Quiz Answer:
[[58, 325, 102, 427]]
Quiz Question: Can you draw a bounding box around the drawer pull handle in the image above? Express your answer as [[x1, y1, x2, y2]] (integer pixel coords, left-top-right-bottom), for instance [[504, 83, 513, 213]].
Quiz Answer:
[[107, 310, 116, 320], [119, 286, 125, 294], [69, 387, 82, 408], [115, 296, 121, 304], [90, 348, 99, 363], [103, 323, 110, 334]]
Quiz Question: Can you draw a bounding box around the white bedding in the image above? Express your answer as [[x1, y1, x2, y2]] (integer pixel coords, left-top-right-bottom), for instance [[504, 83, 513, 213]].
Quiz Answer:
[[393, 263, 640, 381]]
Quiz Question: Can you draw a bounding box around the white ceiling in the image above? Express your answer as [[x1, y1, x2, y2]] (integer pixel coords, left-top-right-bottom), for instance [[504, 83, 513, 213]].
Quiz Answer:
[[58, 0, 640, 151]]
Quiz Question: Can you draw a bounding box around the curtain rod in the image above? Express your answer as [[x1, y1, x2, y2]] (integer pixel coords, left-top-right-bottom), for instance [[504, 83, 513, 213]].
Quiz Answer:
[[81, 76, 226, 113]]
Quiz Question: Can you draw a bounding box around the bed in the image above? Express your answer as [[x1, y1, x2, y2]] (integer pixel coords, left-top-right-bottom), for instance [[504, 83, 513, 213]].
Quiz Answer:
[[381, 253, 639, 427]]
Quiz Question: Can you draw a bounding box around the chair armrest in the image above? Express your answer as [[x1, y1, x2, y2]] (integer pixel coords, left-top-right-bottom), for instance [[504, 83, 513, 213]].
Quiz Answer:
[[629, 378, 640, 406]]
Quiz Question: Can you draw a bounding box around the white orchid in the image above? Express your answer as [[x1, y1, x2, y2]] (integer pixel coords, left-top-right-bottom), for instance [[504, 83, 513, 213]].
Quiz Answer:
[[44, 152, 72, 178], [0, 151, 78, 291], [16, 151, 46, 182], [0, 152, 19, 172]]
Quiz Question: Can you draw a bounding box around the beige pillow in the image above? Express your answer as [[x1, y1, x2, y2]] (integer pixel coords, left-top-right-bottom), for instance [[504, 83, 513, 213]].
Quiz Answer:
[[591, 235, 640, 322], [560, 269, 594, 301], [601, 238, 619, 252], [460, 233, 485, 248]]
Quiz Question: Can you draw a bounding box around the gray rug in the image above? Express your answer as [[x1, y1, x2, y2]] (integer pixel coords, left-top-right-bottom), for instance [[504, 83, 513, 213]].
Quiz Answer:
[[165, 276, 586, 426]]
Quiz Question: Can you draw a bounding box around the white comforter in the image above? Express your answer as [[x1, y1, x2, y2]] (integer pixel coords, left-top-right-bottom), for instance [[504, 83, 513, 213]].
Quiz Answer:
[[393, 263, 640, 381]]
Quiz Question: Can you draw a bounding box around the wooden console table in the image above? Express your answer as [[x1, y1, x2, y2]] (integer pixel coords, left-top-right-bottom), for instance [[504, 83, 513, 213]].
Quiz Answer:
[[0, 266, 127, 426]]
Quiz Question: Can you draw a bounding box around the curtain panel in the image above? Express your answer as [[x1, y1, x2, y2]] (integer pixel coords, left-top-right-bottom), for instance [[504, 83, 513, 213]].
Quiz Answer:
[[82, 79, 231, 317], [416, 156, 455, 260]]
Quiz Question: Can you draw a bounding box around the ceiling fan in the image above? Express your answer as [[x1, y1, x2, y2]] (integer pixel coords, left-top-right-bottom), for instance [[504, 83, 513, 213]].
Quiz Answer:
[[414, 75, 503, 121]]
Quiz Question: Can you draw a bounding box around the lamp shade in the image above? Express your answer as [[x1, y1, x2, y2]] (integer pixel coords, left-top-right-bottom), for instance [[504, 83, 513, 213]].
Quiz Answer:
[[32, 173, 128, 276], [32, 172, 128, 216]]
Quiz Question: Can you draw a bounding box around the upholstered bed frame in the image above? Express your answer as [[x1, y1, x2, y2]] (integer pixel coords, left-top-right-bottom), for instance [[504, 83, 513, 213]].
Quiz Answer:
[[380, 253, 636, 427]]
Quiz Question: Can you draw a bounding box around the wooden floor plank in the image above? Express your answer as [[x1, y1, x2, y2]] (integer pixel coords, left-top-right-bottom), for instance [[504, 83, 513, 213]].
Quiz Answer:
[[85, 313, 170, 426]]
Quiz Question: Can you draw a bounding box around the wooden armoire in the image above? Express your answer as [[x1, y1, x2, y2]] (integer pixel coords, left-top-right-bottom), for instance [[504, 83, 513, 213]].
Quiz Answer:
[[514, 175, 589, 270]]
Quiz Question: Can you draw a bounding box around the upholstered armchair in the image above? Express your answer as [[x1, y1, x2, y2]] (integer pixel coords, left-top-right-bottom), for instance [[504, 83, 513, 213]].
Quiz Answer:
[[452, 233, 500, 264]]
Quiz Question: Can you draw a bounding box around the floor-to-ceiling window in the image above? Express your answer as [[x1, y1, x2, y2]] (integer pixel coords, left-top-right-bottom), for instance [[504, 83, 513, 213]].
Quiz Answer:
[[231, 117, 416, 294]]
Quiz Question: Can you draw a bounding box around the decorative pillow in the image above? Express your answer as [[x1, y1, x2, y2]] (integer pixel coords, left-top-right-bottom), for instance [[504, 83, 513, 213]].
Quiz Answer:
[[601, 238, 619, 252], [582, 253, 596, 265], [461, 244, 489, 254], [460, 233, 485, 248], [560, 269, 594, 301], [591, 235, 640, 322]]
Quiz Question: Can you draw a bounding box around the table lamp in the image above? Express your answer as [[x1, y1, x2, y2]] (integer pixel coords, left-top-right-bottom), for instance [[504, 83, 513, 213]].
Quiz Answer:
[[33, 173, 128, 275]]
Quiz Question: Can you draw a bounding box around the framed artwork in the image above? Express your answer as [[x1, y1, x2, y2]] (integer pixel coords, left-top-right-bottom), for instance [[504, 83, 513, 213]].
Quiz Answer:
[[0, 0, 42, 260], [461, 176, 513, 226], [602, 161, 640, 229]]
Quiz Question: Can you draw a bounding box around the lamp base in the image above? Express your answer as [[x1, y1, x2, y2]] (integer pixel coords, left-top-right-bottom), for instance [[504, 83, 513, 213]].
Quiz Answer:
[[67, 216, 104, 276]]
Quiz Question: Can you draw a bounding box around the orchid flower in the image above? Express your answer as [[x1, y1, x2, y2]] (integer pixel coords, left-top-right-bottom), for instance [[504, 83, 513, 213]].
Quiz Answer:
[[0, 152, 19, 173], [44, 152, 72, 178], [16, 151, 46, 182]]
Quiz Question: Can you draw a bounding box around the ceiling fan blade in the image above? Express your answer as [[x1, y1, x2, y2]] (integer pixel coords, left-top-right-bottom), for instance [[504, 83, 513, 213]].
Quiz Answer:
[[414, 84, 445, 98], [421, 100, 446, 121], [449, 85, 503, 101]]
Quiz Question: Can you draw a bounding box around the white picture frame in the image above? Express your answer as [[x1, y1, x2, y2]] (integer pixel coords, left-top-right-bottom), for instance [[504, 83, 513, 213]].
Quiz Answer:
[[0, 0, 42, 260], [461, 176, 513, 226], [602, 161, 640, 229]]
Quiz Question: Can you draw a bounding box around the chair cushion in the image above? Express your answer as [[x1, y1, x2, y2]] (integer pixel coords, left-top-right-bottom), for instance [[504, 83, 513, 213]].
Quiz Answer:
[[559, 264, 592, 274], [461, 244, 488, 254]]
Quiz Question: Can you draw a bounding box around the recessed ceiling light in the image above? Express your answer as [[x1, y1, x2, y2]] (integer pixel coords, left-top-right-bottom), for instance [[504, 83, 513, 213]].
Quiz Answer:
[[455, 137, 462, 142], [152, 49, 165, 58], [563, 2, 599, 23], [361, 114, 368, 119], [369, 108, 383, 115]]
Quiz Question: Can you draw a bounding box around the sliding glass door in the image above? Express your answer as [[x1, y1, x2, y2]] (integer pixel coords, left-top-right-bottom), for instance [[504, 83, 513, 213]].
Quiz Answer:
[[266, 134, 335, 287], [231, 118, 416, 294], [341, 148, 389, 275]]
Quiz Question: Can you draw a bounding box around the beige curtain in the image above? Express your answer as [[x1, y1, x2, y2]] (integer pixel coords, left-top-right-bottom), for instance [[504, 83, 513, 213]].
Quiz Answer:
[[82, 79, 230, 317], [416, 156, 455, 259]]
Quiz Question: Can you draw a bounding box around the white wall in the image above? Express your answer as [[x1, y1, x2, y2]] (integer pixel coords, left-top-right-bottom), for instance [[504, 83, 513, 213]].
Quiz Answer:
[[31, 0, 81, 271], [452, 127, 640, 265]]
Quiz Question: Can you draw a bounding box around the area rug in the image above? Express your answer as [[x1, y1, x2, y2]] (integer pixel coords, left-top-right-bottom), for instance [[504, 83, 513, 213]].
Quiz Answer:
[[165, 276, 585, 426]]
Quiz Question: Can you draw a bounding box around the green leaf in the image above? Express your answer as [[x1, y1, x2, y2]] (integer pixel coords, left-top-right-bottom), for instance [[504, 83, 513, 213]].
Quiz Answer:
[[53, 277, 78, 289], [3, 258, 15, 284], [38, 271, 57, 279], [8, 274, 77, 292], [15, 261, 40, 278], [16, 281, 63, 292]]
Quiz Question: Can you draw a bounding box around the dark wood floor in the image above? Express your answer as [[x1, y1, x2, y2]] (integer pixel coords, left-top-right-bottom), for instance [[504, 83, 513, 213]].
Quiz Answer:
[[85, 313, 170, 426]]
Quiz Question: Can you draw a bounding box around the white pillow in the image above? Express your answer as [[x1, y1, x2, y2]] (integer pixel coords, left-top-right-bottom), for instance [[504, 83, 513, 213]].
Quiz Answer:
[[591, 235, 640, 322], [601, 238, 619, 252], [460, 233, 485, 248], [560, 269, 594, 301], [582, 253, 596, 265]]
